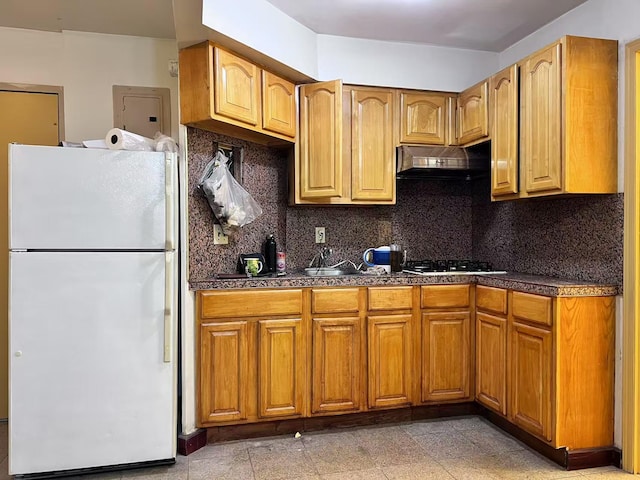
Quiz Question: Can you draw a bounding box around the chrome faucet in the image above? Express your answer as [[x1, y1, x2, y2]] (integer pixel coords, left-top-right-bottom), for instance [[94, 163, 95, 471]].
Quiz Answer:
[[319, 246, 333, 267]]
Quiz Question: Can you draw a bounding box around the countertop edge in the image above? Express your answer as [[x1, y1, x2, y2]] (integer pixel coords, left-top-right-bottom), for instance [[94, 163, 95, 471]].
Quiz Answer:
[[189, 272, 620, 297]]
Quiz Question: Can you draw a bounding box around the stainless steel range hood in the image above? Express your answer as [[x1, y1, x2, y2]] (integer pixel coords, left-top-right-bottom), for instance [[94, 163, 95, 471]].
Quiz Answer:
[[397, 143, 490, 179]]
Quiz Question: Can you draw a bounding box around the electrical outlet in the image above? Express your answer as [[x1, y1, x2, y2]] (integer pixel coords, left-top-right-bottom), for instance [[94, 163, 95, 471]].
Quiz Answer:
[[213, 224, 229, 245], [315, 226, 326, 244]]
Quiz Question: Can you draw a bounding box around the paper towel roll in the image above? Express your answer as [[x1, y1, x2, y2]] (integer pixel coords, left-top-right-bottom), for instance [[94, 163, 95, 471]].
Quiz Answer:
[[105, 128, 155, 151]]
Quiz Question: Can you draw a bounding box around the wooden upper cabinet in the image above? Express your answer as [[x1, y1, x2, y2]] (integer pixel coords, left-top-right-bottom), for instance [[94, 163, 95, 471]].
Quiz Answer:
[[295, 83, 396, 205], [399, 91, 451, 145], [490, 65, 519, 198], [261, 71, 296, 138], [521, 43, 562, 194], [457, 80, 489, 145], [520, 36, 617, 197], [299, 80, 344, 200], [350, 88, 395, 202], [214, 49, 260, 126], [178, 42, 295, 145]]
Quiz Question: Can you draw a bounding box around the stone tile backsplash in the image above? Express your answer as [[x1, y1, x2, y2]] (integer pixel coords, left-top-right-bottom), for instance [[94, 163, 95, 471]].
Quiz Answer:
[[187, 128, 623, 286]]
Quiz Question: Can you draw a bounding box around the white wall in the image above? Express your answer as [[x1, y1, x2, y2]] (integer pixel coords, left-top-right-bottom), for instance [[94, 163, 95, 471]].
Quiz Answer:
[[201, 0, 498, 91], [0, 27, 179, 142], [499, 0, 640, 193], [201, 0, 318, 78], [317, 35, 498, 91], [497, 0, 640, 449]]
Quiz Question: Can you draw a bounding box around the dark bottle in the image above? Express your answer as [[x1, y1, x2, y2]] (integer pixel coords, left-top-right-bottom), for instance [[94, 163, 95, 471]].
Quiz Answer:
[[264, 234, 277, 273]]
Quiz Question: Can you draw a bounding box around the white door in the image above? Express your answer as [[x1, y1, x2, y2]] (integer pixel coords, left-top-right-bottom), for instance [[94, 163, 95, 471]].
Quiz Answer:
[[9, 251, 176, 474], [9, 145, 172, 250]]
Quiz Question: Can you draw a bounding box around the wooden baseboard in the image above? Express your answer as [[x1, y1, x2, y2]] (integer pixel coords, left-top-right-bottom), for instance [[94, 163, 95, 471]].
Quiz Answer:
[[478, 405, 621, 471], [205, 402, 478, 443], [177, 428, 207, 456], [198, 402, 619, 471]]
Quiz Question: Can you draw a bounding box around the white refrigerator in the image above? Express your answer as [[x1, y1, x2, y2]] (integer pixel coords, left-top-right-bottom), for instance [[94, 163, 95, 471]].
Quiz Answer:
[[8, 144, 178, 476]]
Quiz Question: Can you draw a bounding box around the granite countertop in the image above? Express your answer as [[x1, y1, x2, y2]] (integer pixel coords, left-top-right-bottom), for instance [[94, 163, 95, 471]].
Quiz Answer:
[[189, 271, 620, 297]]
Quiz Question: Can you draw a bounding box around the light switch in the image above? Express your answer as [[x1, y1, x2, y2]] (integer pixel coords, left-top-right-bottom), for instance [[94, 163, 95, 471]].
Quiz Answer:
[[214, 224, 229, 245]]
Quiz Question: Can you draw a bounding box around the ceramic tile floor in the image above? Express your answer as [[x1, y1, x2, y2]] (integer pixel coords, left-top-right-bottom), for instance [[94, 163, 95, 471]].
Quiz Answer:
[[0, 416, 633, 479]]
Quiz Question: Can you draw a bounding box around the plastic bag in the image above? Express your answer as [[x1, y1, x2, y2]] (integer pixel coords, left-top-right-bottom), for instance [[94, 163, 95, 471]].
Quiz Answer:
[[198, 151, 262, 234]]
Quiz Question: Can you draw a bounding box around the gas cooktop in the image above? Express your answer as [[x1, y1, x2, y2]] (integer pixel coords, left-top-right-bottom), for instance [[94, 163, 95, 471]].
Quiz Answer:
[[403, 260, 507, 276]]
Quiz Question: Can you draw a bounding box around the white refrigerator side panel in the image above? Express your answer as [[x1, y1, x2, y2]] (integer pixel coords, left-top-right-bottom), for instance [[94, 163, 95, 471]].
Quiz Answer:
[[9, 145, 171, 250], [9, 252, 176, 475]]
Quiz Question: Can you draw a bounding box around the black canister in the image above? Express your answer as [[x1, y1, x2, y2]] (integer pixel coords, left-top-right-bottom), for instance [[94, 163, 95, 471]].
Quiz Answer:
[[264, 234, 277, 272]]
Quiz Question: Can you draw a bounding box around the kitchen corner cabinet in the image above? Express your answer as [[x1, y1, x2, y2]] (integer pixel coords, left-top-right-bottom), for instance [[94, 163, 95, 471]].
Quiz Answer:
[[196, 289, 306, 427], [398, 91, 455, 145], [490, 65, 519, 199], [456, 81, 489, 146], [420, 285, 473, 403], [475, 288, 615, 450], [475, 286, 508, 415], [367, 287, 413, 408], [179, 42, 296, 146], [310, 288, 364, 415], [519, 36, 618, 198], [295, 82, 396, 205]]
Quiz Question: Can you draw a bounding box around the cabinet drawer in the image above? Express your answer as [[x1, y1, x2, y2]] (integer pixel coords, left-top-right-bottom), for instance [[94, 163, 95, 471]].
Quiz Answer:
[[421, 285, 470, 308], [199, 289, 303, 319], [512, 291, 552, 327], [368, 287, 413, 311], [312, 288, 360, 314], [476, 285, 507, 315]]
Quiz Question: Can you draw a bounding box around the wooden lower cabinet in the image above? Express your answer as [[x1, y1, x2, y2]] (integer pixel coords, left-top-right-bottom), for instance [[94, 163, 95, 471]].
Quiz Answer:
[[258, 318, 305, 418], [510, 321, 552, 441], [367, 314, 412, 408], [311, 316, 363, 414], [422, 311, 471, 402], [196, 286, 615, 452], [475, 312, 507, 414], [199, 321, 249, 423]]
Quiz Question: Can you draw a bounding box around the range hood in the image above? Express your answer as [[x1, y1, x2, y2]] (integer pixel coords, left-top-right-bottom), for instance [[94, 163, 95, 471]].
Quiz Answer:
[[397, 143, 490, 179]]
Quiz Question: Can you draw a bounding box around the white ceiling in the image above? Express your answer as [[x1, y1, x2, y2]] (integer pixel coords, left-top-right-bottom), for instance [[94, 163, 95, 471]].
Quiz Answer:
[[264, 0, 590, 51], [0, 0, 589, 52], [0, 0, 175, 39]]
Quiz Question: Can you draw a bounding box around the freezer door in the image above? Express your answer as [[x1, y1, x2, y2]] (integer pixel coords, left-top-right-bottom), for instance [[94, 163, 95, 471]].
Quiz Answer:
[[9, 251, 176, 475], [9, 145, 175, 250]]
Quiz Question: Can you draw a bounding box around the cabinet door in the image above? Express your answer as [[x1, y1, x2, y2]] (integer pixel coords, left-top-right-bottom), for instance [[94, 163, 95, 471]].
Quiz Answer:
[[312, 317, 362, 414], [490, 65, 519, 197], [399, 92, 448, 145], [457, 81, 488, 145], [258, 318, 305, 418], [200, 321, 249, 424], [214, 49, 260, 126], [262, 71, 296, 138], [422, 311, 471, 402], [299, 80, 343, 199], [368, 314, 412, 408], [476, 312, 507, 414], [511, 321, 552, 441], [351, 88, 395, 201], [521, 43, 562, 194]]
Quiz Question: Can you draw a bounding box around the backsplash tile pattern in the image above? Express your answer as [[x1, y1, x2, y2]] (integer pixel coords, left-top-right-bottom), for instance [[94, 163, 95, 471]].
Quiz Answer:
[[286, 179, 473, 271], [187, 128, 288, 279], [187, 129, 623, 286], [472, 181, 623, 285]]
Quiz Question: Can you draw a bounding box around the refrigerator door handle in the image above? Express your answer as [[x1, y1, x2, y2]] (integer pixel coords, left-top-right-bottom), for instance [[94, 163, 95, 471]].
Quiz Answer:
[[164, 251, 175, 363], [165, 155, 175, 251]]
